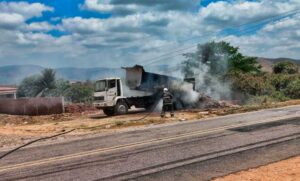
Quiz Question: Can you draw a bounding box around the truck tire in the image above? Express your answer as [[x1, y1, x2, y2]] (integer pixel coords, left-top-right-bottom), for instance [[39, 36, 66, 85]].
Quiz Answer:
[[103, 108, 115, 116], [115, 101, 128, 115]]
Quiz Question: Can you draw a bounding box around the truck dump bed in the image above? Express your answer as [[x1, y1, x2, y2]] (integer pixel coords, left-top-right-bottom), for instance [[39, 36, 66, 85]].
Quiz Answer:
[[122, 65, 181, 93], [122, 65, 195, 109]]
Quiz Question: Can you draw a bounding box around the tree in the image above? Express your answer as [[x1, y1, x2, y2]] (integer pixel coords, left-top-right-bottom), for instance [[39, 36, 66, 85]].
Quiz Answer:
[[17, 69, 57, 97], [44, 79, 70, 97], [273, 61, 298, 74], [36, 69, 56, 96], [17, 75, 41, 97], [182, 41, 261, 78]]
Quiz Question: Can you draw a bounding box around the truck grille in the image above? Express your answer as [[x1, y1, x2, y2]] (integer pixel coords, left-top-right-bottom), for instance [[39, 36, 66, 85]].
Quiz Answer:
[[94, 96, 104, 101]]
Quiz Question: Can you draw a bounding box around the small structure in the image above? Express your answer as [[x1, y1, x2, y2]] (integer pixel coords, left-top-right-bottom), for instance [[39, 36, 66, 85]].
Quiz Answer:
[[0, 86, 17, 99]]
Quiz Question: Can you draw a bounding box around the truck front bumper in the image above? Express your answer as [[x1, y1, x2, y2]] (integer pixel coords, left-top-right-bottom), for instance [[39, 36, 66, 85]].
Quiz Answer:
[[93, 101, 115, 108]]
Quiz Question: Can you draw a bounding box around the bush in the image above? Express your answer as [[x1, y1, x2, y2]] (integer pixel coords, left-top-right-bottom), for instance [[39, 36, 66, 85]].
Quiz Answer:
[[229, 72, 273, 96], [268, 74, 299, 91], [64, 84, 94, 103], [270, 91, 289, 102], [230, 70, 300, 101], [44, 79, 70, 97], [284, 80, 300, 99], [273, 61, 298, 74]]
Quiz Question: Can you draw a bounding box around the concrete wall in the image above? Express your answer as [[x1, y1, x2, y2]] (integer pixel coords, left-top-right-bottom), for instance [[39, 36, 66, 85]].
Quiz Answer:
[[0, 97, 64, 116]]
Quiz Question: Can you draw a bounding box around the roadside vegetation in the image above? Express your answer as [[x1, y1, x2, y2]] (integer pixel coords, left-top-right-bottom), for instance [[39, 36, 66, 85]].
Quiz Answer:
[[17, 69, 94, 103], [17, 41, 300, 106], [182, 41, 300, 105]]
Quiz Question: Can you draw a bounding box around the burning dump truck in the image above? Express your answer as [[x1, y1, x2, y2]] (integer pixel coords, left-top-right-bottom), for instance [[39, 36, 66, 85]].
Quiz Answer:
[[93, 65, 196, 116]]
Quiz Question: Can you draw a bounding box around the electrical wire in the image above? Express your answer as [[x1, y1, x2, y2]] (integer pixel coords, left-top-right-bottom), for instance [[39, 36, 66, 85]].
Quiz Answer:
[[143, 27, 259, 66], [123, 8, 299, 57], [143, 12, 298, 66], [141, 9, 300, 65]]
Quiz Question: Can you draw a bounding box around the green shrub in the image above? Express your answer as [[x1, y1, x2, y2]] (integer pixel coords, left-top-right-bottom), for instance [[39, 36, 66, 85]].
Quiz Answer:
[[229, 72, 273, 96], [246, 95, 272, 105], [284, 80, 300, 99], [230, 71, 300, 102], [268, 74, 299, 91], [64, 84, 94, 103], [273, 61, 298, 74], [270, 91, 289, 102]]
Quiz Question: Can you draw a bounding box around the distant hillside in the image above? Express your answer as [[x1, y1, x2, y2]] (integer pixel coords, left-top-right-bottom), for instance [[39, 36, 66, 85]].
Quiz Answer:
[[0, 64, 171, 85], [0, 65, 124, 85], [1, 58, 298, 85], [0, 65, 44, 85], [257, 57, 300, 72], [55, 67, 124, 81]]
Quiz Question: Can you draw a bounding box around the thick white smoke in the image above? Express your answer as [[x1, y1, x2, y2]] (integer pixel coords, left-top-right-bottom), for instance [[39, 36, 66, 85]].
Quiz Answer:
[[180, 42, 232, 100], [193, 63, 231, 100]]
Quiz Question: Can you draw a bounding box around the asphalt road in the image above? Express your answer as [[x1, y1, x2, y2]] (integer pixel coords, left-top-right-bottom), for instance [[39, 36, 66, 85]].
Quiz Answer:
[[0, 105, 300, 181]]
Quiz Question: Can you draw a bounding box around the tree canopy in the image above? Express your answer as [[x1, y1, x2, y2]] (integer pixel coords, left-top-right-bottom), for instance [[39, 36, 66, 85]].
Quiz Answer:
[[182, 41, 261, 78], [273, 61, 299, 74], [17, 69, 56, 97], [17, 69, 94, 103]]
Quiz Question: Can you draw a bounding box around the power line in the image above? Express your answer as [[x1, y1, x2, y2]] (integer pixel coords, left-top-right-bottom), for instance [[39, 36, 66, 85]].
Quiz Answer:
[[140, 9, 300, 65], [143, 9, 300, 66], [144, 19, 283, 66], [129, 9, 299, 54]]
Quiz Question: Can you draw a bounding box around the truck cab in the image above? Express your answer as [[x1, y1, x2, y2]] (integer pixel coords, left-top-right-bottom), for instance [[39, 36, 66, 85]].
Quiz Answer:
[[94, 78, 127, 116]]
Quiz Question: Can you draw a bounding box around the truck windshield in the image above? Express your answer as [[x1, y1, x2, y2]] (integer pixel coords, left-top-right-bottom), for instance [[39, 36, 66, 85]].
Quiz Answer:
[[95, 80, 106, 92]]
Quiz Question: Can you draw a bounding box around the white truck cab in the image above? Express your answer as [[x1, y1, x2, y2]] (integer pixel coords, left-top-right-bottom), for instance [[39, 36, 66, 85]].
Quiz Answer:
[[93, 78, 127, 116]]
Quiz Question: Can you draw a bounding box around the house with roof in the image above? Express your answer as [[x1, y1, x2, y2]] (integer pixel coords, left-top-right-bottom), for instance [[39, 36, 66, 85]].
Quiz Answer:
[[0, 86, 17, 99]]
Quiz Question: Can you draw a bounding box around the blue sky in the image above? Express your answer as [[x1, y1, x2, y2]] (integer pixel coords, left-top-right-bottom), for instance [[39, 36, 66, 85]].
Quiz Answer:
[[0, 0, 300, 68], [25, 0, 110, 22]]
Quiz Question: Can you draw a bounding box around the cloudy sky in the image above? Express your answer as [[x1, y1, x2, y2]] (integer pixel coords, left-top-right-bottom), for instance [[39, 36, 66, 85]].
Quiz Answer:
[[0, 0, 300, 68]]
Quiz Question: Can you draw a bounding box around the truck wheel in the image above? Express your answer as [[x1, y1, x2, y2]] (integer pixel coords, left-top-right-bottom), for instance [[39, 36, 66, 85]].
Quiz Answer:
[[103, 108, 115, 116], [115, 101, 128, 115]]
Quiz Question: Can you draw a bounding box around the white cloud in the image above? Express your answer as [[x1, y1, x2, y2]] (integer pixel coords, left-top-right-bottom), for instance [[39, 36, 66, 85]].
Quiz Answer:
[[0, 1, 53, 19], [0, 1, 53, 31], [27, 22, 56, 32], [62, 17, 105, 34], [224, 13, 300, 59], [82, 0, 200, 15], [0, 13, 24, 29], [199, 0, 300, 26], [82, 0, 138, 15]]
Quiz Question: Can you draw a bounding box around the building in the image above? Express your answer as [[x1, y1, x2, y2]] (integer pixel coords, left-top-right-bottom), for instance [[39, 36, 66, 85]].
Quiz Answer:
[[0, 86, 17, 99]]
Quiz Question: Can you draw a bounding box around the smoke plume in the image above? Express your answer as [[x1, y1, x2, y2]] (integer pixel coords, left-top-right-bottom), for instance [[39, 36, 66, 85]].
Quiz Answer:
[[181, 42, 232, 100]]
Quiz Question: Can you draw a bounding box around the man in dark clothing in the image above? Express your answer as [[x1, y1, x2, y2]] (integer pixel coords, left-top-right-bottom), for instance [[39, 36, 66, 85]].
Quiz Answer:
[[161, 88, 175, 118]]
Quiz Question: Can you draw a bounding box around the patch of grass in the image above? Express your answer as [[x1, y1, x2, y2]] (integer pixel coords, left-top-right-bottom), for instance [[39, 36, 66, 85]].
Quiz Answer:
[[114, 121, 125, 127]]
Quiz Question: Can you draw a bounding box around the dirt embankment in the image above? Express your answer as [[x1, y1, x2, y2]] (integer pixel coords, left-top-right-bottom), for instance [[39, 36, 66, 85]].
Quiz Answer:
[[214, 156, 300, 181], [1, 100, 300, 148]]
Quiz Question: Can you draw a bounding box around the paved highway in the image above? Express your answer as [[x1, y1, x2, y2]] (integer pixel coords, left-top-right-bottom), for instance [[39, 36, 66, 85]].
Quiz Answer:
[[0, 105, 300, 181]]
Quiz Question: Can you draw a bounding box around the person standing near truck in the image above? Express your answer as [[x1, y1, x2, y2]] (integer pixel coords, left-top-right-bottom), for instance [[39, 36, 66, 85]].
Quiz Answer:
[[161, 88, 175, 118]]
